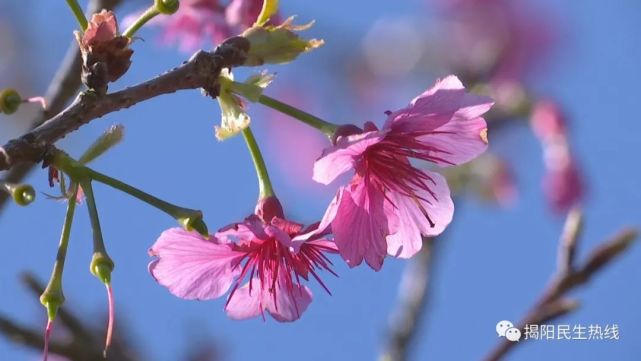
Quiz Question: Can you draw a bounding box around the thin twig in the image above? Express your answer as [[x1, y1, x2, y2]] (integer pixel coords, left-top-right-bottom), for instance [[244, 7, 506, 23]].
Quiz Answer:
[[2, 273, 141, 361], [0, 0, 122, 213], [0, 37, 248, 172], [379, 238, 436, 361], [483, 211, 637, 361]]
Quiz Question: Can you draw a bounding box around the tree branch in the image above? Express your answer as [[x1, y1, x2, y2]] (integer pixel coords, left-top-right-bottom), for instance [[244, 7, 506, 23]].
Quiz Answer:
[[0, 0, 122, 212], [379, 238, 436, 361], [483, 209, 637, 361], [0, 37, 249, 172]]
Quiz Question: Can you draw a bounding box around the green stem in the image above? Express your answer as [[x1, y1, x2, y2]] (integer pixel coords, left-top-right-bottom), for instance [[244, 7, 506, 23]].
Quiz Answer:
[[65, 0, 89, 31], [123, 6, 160, 38], [87, 168, 197, 219], [40, 185, 79, 320], [257, 94, 338, 138], [81, 180, 115, 285], [51, 149, 207, 235], [49, 184, 79, 279], [242, 127, 274, 198], [81, 180, 108, 254]]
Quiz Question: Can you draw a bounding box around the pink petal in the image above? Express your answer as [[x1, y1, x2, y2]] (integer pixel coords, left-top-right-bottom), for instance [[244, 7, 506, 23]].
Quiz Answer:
[[225, 282, 263, 320], [266, 283, 313, 322], [384, 76, 493, 166], [414, 113, 489, 166], [225, 278, 313, 322], [386, 171, 454, 258], [264, 224, 293, 248], [313, 131, 385, 185], [385, 76, 490, 130], [216, 215, 267, 245], [290, 224, 336, 253], [330, 181, 388, 270], [149, 228, 242, 300]]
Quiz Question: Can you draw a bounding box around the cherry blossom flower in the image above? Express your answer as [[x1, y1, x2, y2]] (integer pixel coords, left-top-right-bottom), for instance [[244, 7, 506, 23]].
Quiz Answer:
[[531, 100, 584, 212], [435, 0, 557, 85], [140, 0, 269, 52], [313, 75, 493, 270], [149, 198, 337, 321]]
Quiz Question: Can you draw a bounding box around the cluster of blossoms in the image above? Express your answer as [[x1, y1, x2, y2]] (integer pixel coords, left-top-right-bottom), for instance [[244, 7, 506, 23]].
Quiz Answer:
[[149, 75, 493, 320], [137, 0, 272, 51], [0, 1, 600, 361], [435, 0, 556, 86]]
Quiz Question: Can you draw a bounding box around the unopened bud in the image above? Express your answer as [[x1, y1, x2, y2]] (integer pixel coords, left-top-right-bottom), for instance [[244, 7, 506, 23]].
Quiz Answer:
[[2, 182, 36, 206], [0, 88, 22, 114], [155, 0, 180, 15]]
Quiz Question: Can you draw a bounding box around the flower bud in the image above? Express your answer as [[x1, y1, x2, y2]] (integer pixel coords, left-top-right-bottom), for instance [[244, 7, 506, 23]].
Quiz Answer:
[[242, 17, 324, 66], [1, 182, 36, 206], [0, 88, 22, 114], [155, 0, 180, 15], [75, 10, 133, 91]]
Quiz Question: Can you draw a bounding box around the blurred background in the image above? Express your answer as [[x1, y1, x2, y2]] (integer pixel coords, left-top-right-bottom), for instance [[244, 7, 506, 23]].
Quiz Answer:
[[1, 0, 640, 360]]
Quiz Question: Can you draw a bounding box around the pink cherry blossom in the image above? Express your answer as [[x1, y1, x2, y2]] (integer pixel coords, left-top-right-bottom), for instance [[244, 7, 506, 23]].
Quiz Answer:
[[314, 75, 493, 270], [435, 0, 557, 85], [531, 100, 584, 212], [149, 203, 337, 322], [139, 0, 269, 52]]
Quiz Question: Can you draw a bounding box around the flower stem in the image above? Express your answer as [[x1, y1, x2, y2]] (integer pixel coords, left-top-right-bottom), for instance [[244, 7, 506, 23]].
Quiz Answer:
[[40, 185, 79, 320], [50, 149, 207, 235], [50, 185, 79, 288], [257, 94, 338, 139], [242, 127, 274, 198], [81, 180, 109, 255], [86, 168, 204, 224], [65, 0, 89, 31], [123, 6, 160, 38]]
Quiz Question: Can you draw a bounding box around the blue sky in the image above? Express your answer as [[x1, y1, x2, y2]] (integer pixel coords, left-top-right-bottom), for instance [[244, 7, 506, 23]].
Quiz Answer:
[[1, 0, 641, 360]]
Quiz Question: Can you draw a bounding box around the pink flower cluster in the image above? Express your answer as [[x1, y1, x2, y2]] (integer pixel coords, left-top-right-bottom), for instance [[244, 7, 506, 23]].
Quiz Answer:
[[436, 0, 556, 85], [145, 0, 268, 51], [149, 76, 492, 321], [531, 100, 584, 212]]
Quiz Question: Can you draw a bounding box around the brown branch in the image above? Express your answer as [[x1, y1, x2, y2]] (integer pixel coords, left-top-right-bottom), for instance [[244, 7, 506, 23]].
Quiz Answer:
[[379, 238, 436, 361], [483, 209, 637, 361], [1, 273, 142, 361], [0, 36, 249, 172], [0, 0, 123, 212]]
